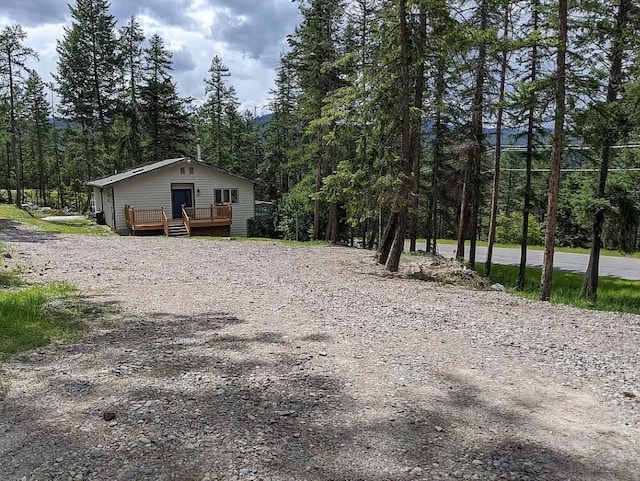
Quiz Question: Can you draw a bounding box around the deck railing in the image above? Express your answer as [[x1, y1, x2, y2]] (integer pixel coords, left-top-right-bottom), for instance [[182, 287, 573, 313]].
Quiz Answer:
[[125, 204, 231, 236], [125, 207, 163, 225], [125, 206, 165, 234], [183, 205, 232, 222], [161, 207, 169, 236], [182, 206, 192, 236]]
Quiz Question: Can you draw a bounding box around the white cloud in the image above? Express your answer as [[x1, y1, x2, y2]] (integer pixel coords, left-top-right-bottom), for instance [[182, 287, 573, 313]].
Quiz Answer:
[[0, 1, 300, 113]]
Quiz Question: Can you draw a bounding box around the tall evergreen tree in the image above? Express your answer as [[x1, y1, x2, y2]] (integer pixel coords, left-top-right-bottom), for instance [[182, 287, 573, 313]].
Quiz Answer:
[[580, 0, 634, 301], [485, 0, 513, 277], [117, 15, 145, 168], [289, 0, 345, 240], [199, 55, 234, 167], [540, 0, 568, 301], [23, 70, 50, 205], [56, 0, 118, 178], [263, 53, 302, 199], [515, 0, 545, 290], [140, 34, 192, 162], [0, 24, 36, 207]]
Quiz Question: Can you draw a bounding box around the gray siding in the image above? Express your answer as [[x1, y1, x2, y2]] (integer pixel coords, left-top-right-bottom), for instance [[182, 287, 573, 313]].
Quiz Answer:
[[112, 160, 255, 236]]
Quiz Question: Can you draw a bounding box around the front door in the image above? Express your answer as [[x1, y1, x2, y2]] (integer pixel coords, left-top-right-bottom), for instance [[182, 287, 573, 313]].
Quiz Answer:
[[171, 188, 193, 219]]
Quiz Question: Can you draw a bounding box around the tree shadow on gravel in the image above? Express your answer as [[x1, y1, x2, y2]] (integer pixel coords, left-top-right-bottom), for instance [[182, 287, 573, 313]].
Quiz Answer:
[[0, 309, 637, 481]]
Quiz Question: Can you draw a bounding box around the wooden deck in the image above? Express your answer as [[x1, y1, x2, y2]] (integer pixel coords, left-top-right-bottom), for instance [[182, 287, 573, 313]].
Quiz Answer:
[[124, 206, 166, 235], [183, 206, 232, 236], [125, 205, 232, 236]]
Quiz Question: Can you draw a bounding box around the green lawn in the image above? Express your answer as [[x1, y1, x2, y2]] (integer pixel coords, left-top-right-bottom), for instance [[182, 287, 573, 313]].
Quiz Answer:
[[0, 204, 112, 236], [476, 262, 640, 315], [0, 283, 87, 363]]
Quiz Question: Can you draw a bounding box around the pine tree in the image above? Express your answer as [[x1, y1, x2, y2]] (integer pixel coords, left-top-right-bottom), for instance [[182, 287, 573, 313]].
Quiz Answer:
[[199, 55, 234, 167], [424, 0, 461, 255], [540, 0, 568, 301], [315, 0, 382, 246], [140, 34, 192, 162], [117, 15, 145, 168], [0, 24, 36, 207], [263, 53, 301, 199], [56, 0, 118, 178], [23, 70, 50, 205], [383, 0, 413, 272], [580, 0, 634, 301], [485, 0, 512, 277], [455, 0, 497, 267], [289, 0, 345, 240], [517, 0, 540, 290]]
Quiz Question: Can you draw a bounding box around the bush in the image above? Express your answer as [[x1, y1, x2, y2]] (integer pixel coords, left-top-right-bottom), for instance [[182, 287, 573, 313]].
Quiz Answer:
[[277, 181, 314, 241], [495, 213, 543, 245]]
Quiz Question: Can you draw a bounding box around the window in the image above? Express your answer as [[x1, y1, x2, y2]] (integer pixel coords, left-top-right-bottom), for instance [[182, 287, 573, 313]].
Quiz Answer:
[[214, 188, 239, 205], [180, 167, 185, 174], [189, 167, 194, 174]]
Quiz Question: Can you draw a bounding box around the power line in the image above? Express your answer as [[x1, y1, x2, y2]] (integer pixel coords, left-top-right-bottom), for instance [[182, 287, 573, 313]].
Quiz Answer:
[[498, 143, 640, 152], [498, 167, 640, 172]]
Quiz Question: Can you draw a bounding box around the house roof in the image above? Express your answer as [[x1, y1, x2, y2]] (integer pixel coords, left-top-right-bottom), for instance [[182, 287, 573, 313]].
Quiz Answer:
[[86, 157, 257, 188]]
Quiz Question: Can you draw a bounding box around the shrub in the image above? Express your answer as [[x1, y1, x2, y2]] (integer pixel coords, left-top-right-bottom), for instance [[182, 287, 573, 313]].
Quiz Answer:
[[495, 212, 543, 245]]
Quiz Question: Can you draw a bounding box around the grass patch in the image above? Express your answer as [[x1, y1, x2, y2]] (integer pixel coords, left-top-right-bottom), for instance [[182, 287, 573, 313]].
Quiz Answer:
[[0, 204, 112, 236], [431, 238, 640, 259], [0, 283, 89, 363], [0, 268, 23, 287], [477, 262, 640, 315]]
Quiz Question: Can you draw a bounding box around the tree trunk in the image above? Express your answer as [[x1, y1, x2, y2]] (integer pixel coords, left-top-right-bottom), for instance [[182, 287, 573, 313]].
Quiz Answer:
[[385, 0, 413, 272], [540, 0, 568, 302], [408, 7, 427, 253], [328, 202, 338, 244], [386, 205, 407, 272], [376, 212, 397, 265], [469, 145, 480, 269], [430, 55, 446, 255], [517, 0, 539, 290], [8, 51, 22, 208], [51, 93, 64, 209], [485, 3, 510, 277], [5, 141, 12, 204], [313, 153, 322, 240], [456, 148, 471, 261], [581, 0, 629, 301], [468, 0, 488, 269]]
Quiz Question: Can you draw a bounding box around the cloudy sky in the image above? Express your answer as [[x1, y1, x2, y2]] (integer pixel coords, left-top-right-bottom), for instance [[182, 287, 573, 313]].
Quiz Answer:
[[0, 0, 301, 114]]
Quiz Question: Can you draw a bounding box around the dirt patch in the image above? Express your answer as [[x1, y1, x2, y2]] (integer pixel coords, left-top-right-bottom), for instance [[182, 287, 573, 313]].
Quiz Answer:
[[403, 254, 490, 289], [0, 232, 638, 481]]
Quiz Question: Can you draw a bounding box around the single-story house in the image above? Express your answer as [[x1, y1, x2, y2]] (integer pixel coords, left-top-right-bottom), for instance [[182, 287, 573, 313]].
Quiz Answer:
[[87, 157, 256, 237]]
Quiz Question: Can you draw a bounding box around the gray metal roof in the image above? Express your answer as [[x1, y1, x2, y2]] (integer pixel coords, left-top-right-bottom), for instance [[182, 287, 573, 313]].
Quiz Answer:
[[86, 157, 257, 188]]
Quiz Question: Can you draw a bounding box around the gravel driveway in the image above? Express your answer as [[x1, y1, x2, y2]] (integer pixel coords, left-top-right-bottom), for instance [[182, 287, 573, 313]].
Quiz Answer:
[[1, 222, 639, 481]]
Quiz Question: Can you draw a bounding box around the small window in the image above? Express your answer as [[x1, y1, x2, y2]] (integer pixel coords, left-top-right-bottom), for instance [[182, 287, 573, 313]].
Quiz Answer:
[[214, 188, 239, 205], [180, 167, 185, 174], [189, 167, 194, 174]]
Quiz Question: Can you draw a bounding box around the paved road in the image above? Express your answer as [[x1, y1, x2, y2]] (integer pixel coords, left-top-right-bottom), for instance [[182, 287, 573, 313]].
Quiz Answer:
[[411, 243, 640, 280]]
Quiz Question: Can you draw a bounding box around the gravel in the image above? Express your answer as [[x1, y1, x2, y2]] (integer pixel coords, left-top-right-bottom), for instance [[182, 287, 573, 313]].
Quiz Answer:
[[1, 223, 639, 481]]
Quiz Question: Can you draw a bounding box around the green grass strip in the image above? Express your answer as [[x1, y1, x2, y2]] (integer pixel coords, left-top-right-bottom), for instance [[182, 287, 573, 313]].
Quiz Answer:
[[0, 204, 112, 236], [476, 262, 640, 315], [0, 284, 87, 361]]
